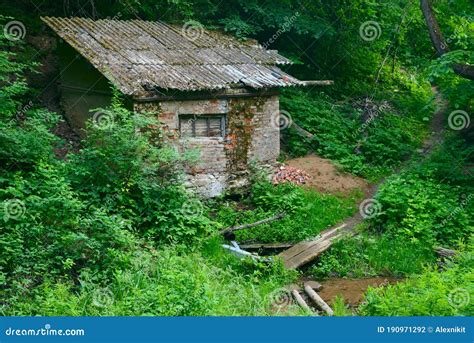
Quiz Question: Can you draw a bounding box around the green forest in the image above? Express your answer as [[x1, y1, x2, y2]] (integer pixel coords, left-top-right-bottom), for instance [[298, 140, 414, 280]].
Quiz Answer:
[[0, 0, 473, 317]]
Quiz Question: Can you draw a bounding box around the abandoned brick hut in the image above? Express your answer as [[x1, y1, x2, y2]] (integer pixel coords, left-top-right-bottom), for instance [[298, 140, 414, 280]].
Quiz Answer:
[[41, 16, 306, 197]]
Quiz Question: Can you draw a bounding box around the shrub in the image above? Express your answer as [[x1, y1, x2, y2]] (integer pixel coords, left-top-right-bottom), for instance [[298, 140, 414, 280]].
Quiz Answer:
[[359, 240, 474, 316], [6, 245, 300, 316], [66, 104, 213, 243], [312, 232, 435, 278], [374, 173, 471, 247], [280, 87, 432, 179], [0, 164, 138, 305]]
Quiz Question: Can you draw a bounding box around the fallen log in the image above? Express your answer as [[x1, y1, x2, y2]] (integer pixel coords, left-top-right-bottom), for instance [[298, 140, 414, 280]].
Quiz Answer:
[[434, 246, 456, 258], [304, 284, 333, 316], [291, 289, 312, 313], [304, 281, 323, 292], [286, 284, 314, 313], [220, 213, 285, 235]]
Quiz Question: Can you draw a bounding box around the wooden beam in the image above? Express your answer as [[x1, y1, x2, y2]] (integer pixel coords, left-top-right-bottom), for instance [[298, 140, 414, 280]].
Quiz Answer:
[[239, 242, 293, 250], [291, 122, 314, 139], [291, 289, 313, 313], [304, 285, 334, 316], [302, 80, 334, 86], [220, 213, 286, 235]]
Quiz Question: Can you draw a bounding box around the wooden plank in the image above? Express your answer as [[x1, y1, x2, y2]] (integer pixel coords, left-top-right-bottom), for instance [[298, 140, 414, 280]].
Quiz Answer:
[[239, 242, 293, 250], [302, 80, 334, 86], [279, 224, 347, 261], [279, 223, 354, 269]]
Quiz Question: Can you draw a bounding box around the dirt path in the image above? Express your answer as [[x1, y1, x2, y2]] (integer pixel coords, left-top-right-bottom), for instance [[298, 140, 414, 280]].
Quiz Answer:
[[279, 88, 448, 270]]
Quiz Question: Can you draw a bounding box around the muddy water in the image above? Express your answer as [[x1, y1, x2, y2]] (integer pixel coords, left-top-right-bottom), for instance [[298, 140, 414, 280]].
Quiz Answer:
[[317, 277, 401, 307]]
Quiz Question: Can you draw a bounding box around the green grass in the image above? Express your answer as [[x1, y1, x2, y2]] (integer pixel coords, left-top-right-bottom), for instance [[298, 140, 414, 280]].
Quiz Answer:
[[213, 182, 363, 243], [4, 237, 303, 316], [359, 240, 474, 316], [311, 231, 436, 279]]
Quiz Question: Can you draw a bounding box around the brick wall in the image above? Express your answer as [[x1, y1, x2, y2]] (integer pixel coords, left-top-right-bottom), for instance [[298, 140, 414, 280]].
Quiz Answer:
[[134, 93, 280, 197]]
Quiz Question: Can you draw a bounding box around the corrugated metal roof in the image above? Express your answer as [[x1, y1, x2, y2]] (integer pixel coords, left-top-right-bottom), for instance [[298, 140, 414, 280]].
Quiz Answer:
[[41, 17, 304, 97]]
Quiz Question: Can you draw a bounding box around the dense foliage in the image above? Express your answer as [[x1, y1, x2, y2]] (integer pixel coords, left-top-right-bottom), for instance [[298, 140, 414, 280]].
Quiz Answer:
[[1, 0, 473, 317], [360, 241, 474, 316]]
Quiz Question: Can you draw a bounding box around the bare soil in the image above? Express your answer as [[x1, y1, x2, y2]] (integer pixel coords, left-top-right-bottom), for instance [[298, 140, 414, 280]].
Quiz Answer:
[[285, 154, 370, 196], [318, 277, 400, 307]]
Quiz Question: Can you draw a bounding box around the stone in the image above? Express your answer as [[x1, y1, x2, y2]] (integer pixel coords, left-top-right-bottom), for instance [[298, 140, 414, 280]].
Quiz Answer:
[[304, 280, 323, 291]]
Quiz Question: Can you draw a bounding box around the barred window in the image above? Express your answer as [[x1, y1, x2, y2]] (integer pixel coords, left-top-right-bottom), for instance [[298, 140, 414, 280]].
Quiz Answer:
[[179, 114, 226, 138]]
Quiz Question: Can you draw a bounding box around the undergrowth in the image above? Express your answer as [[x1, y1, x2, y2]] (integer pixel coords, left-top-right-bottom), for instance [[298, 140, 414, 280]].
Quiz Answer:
[[359, 240, 473, 316], [213, 182, 362, 243], [280, 75, 434, 180]]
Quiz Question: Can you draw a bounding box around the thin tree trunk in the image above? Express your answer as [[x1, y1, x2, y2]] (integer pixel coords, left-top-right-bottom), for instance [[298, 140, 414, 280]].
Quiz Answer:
[[420, 0, 450, 56], [420, 0, 474, 81]]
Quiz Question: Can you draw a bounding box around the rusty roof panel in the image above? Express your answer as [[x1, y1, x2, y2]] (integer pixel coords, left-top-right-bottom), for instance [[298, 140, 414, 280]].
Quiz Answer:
[[41, 16, 303, 96]]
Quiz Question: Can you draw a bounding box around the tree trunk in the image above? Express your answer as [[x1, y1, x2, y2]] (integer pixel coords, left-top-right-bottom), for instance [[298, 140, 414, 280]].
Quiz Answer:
[[453, 64, 474, 81], [420, 0, 474, 81], [420, 0, 449, 56]]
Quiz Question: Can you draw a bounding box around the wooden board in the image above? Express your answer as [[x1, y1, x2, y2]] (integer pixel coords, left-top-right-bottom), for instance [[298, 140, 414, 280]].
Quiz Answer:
[[279, 223, 355, 269], [239, 243, 293, 250]]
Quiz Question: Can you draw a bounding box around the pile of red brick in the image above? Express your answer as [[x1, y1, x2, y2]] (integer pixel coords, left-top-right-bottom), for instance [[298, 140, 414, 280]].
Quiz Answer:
[[272, 165, 310, 185]]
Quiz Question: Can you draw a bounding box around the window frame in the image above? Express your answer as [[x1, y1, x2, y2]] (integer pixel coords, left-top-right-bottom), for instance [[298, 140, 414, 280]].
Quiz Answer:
[[178, 114, 226, 138]]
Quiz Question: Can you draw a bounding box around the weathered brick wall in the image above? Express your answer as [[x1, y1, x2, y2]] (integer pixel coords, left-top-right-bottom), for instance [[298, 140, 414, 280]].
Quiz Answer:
[[134, 93, 279, 197]]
